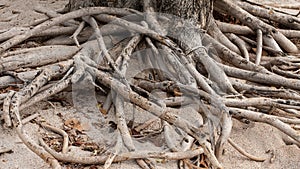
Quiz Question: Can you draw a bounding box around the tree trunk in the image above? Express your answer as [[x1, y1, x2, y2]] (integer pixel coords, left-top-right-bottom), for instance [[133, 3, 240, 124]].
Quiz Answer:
[[158, 0, 212, 29], [65, 0, 212, 29]]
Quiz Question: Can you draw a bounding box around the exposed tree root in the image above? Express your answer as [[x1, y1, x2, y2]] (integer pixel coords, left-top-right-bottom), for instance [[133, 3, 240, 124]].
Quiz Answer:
[[1, 1, 300, 169], [228, 138, 266, 162], [39, 136, 205, 165], [40, 123, 69, 154]]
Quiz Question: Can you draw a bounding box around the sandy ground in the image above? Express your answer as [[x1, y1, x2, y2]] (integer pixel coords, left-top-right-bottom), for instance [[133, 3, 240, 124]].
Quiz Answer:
[[0, 0, 300, 169]]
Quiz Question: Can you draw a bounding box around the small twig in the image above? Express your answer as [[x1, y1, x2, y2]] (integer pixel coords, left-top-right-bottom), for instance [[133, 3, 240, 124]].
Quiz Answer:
[[183, 159, 203, 169], [217, 20, 300, 39], [71, 21, 85, 47], [2, 91, 16, 128], [59, 67, 74, 82], [0, 147, 13, 154], [255, 29, 263, 65], [25, 17, 49, 27], [178, 160, 185, 169], [136, 159, 151, 169], [202, 141, 223, 169], [21, 113, 40, 125], [40, 123, 69, 154], [104, 131, 123, 169], [228, 138, 266, 162], [135, 118, 160, 133]]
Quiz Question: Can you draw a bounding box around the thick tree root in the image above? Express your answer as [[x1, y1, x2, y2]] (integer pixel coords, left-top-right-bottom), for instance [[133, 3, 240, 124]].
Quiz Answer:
[[1, 1, 300, 169]]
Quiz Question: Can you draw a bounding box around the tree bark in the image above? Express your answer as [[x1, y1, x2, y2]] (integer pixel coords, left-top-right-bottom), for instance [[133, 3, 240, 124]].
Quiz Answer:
[[66, 0, 212, 29], [158, 0, 212, 28], [65, 0, 142, 12]]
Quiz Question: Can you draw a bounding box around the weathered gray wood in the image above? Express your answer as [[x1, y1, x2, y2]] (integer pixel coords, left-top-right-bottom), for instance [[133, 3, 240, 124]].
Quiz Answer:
[[66, 0, 212, 28], [0, 45, 78, 73]]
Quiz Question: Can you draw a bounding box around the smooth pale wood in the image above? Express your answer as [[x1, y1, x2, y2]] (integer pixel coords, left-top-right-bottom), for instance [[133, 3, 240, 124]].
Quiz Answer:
[[0, 45, 78, 73], [215, 0, 298, 53]]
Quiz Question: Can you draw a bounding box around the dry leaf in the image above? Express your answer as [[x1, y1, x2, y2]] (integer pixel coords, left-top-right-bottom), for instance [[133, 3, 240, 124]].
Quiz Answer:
[[64, 118, 89, 132], [98, 103, 108, 115]]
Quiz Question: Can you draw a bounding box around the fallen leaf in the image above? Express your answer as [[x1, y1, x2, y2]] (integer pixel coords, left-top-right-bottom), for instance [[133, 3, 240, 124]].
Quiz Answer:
[[64, 118, 89, 132]]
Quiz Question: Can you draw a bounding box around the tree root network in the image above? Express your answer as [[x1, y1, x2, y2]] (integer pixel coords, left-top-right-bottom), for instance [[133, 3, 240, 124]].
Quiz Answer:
[[1, 0, 300, 169]]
